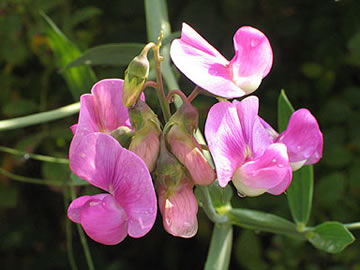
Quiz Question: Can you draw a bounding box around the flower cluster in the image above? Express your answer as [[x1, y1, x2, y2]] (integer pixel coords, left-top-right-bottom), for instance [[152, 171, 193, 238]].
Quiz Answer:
[[67, 22, 323, 244]]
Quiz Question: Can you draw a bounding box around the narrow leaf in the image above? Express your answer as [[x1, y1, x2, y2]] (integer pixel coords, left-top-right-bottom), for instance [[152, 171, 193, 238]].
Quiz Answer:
[[64, 43, 145, 69], [41, 12, 97, 100], [227, 208, 303, 239], [307, 222, 355, 253], [278, 89, 314, 225], [204, 223, 233, 270]]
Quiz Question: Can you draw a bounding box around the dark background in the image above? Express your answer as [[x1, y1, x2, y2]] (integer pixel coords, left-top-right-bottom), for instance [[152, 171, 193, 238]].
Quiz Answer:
[[1, 0, 360, 269]]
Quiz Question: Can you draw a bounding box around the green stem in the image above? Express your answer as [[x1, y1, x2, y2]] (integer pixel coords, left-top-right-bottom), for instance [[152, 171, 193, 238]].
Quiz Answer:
[[226, 208, 305, 240], [197, 185, 229, 224], [167, 89, 190, 104], [70, 187, 95, 270], [204, 223, 233, 270], [0, 168, 85, 187], [344, 222, 360, 230], [0, 102, 80, 131], [0, 145, 69, 164], [153, 43, 171, 122], [64, 188, 79, 270]]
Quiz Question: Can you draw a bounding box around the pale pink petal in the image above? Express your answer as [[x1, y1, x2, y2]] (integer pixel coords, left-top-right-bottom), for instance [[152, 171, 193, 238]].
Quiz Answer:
[[170, 24, 245, 98], [277, 109, 323, 167], [158, 180, 198, 238], [112, 146, 157, 238], [70, 132, 121, 192], [267, 167, 292, 195], [67, 194, 128, 245], [229, 26, 273, 94], [167, 126, 215, 186], [205, 101, 246, 187], [233, 143, 291, 196]]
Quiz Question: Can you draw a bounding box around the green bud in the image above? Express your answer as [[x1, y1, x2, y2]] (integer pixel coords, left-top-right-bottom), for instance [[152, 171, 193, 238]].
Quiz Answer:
[[164, 103, 199, 135], [122, 53, 150, 108], [110, 126, 134, 148]]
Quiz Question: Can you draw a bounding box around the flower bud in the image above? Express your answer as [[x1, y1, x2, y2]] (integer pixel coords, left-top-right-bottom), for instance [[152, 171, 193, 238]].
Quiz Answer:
[[157, 177, 198, 238], [110, 126, 134, 148], [165, 103, 215, 186], [156, 137, 198, 238], [128, 100, 161, 172], [123, 52, 149, 108]]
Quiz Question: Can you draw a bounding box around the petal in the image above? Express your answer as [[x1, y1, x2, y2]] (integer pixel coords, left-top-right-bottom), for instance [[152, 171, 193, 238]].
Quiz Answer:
[[158, 180, 198, 238], [277, 109, 323, 167], [205, 101, 246, 187], [229, 26, 273, 93], [167, 126, 215, 186], [70, 132, 157, 238], [233, 143, 291, 196], [112, 146, 157, 238], [69, 79, 132, 157], [68, 194, 128, 245], [171, 23, 245, 98], [91, 79, 131, 132], [70, 132, 121, 192]]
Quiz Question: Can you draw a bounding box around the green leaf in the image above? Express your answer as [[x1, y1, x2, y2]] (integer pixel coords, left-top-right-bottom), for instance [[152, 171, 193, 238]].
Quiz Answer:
[[287, 166, 314, 225], [64, 43, 145, 69], [277, 89, 294, 132], [40, 12, 97, 100], [307, 222, 355, 253], [278, 89, 314, 225], [227, 208, 303, 239], [204, 223, 233, 270]]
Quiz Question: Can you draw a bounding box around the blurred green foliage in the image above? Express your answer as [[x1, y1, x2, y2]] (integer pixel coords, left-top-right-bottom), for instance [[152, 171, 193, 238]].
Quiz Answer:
[[1, 0, 360, 269]]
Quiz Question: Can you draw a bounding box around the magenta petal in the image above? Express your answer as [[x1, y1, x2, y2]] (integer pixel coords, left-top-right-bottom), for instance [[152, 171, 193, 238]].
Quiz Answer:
[[277, 109, 323, 167], [234, 143, 291, 196], [69, 79, 131, 157], [91, 79, 131, 132], [229, 26, 273, 93], [70, 132, 121, 192], [68, 194, 128, 245], [170, 23, 245, 98], [70, 133, 157, 238], [112, 147, 157, 238], [205, 101, 246, 187]]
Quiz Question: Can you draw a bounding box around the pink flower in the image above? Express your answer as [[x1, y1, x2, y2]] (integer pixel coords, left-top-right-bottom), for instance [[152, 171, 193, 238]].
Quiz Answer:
[[67, 132, 157, 245], [276, 109, 323, 170], [170, 23, 273, 98], [69, 79, 133, 157], [157, 178, 198, 238], [205, 96, 292, 196]]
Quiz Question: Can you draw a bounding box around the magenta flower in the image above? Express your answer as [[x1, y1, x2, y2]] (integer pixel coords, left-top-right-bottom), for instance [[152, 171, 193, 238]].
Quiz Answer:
[[170, 23, 273, 98], [276, 109, 323, 170], [205, 96, 292, 196], [68, 132, 157, 245], [70, 79, 132, 156]]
